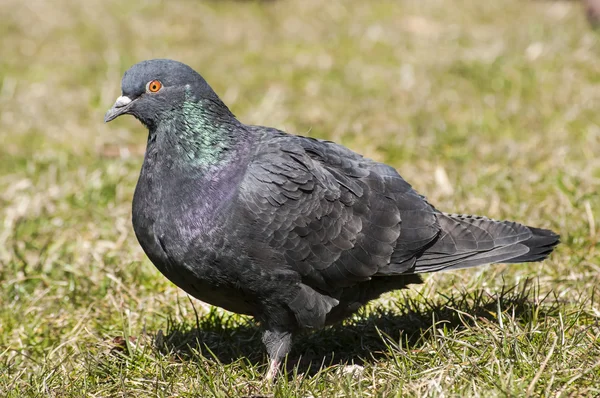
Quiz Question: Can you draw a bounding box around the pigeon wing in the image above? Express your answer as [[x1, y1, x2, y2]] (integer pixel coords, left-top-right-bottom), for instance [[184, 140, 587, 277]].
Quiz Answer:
[[239, 129, 440, 327]]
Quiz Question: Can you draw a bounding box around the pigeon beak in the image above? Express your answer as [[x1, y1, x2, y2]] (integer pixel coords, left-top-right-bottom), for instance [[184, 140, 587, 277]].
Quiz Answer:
[[104, 95, 133, 123]]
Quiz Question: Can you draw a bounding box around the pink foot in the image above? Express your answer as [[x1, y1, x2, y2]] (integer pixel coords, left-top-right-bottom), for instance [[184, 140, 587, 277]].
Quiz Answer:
[[266, 358, 280, 382]]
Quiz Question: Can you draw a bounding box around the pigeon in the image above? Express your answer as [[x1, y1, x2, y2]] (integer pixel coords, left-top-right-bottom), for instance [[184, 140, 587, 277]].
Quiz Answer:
[[105, 59, 560, 380], [585, 0, 600, 29]]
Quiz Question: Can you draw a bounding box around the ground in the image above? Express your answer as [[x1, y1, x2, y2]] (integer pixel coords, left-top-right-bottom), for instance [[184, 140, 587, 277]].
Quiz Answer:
[[1, 0, 599, 396]]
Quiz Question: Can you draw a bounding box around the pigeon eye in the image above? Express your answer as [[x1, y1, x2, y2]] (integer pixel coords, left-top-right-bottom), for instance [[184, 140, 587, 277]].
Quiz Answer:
[[147, 80, 162, 93]]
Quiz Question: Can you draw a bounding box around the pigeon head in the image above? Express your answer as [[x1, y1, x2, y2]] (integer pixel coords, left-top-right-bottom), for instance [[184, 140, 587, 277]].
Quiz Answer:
[[104, 59, 226, 128]]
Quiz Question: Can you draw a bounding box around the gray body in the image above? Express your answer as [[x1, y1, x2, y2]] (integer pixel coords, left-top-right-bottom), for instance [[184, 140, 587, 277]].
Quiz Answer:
[[105, 59, 559, 377]]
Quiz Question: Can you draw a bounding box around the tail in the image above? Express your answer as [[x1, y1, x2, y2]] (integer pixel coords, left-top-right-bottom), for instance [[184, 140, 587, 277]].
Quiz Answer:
[[412, 213, 560, 274]]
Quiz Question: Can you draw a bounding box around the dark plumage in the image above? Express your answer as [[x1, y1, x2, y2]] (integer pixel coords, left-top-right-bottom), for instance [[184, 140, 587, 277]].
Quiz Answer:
[[105, 59, 560, 379]]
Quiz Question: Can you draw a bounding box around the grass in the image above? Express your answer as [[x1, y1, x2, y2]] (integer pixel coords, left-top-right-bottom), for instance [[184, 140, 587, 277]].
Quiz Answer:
[[1, 0, 600, 396]]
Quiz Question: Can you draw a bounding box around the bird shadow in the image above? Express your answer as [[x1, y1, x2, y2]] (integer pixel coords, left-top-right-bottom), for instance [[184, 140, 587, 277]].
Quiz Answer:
[[154, 281, 560, 377]]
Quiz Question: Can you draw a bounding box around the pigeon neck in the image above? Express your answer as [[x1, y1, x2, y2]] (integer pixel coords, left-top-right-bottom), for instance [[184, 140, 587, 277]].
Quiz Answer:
[[152, 96, 247, 170]]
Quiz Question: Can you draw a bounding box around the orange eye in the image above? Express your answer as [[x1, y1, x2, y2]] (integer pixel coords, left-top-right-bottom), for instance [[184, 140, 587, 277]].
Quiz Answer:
[[147, 80, 162, 93]]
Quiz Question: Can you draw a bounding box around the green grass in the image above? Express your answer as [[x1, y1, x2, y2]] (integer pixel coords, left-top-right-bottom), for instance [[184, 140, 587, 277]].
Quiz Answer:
[[1, 0, 600, 396]]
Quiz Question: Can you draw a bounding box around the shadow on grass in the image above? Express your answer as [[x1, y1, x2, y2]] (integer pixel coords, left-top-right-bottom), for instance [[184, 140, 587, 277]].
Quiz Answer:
[[156, 281, 559, 377]]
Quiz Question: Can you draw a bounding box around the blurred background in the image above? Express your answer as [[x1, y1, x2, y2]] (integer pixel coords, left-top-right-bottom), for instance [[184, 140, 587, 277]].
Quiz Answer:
[[1, 0, 599, 396]]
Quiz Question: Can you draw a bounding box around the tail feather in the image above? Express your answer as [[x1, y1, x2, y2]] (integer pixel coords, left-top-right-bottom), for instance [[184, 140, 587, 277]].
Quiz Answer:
[[413, 245, 530, 273], [504, 227, 560, 263], [411, 213, 559, 274]]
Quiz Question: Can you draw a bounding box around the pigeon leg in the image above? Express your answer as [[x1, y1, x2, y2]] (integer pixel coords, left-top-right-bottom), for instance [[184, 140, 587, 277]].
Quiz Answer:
[[262, 329, 292, 381], [266, 357, 280, 382]]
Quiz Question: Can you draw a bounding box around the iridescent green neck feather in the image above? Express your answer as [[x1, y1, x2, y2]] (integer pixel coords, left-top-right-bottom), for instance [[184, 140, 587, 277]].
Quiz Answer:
[[157, 89, 242, 169]]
